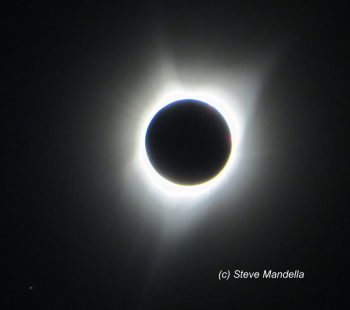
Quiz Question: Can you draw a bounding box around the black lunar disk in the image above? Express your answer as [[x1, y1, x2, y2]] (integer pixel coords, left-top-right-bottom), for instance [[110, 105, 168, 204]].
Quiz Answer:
[[145, 99, 232, 185]]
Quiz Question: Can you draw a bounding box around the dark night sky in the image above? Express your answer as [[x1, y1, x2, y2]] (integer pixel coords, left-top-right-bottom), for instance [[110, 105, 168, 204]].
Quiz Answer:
[[2, 2, 349, 309]]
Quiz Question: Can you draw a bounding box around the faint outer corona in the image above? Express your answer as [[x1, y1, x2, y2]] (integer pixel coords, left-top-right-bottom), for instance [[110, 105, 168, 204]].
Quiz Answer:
[[145, 99, 232, 185]]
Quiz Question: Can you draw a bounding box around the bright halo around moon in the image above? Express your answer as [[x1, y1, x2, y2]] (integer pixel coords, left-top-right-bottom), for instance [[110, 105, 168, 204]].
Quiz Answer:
[[114, 58, 266, 211], [136, 86, 242, 200]]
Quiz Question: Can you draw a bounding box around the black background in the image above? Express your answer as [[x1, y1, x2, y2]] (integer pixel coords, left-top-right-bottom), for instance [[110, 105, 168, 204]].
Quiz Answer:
[[2, 1, 348, 309]]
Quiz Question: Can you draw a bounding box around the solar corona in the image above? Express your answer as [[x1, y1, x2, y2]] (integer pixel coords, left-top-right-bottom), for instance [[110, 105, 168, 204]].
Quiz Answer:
[[136, 87, 241, 199]]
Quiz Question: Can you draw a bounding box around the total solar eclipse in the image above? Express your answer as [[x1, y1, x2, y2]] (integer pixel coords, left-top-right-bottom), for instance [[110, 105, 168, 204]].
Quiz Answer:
[[145, 99, 232, 185]]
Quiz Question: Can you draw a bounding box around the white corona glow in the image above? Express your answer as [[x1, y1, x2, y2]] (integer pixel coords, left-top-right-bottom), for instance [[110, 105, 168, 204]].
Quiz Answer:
[[135, 85, 244, 201], [115, 56, 266, 211]]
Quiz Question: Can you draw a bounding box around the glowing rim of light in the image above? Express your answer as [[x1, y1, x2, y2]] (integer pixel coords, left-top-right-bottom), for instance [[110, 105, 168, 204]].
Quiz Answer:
[[137, 88, 240, 198]]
